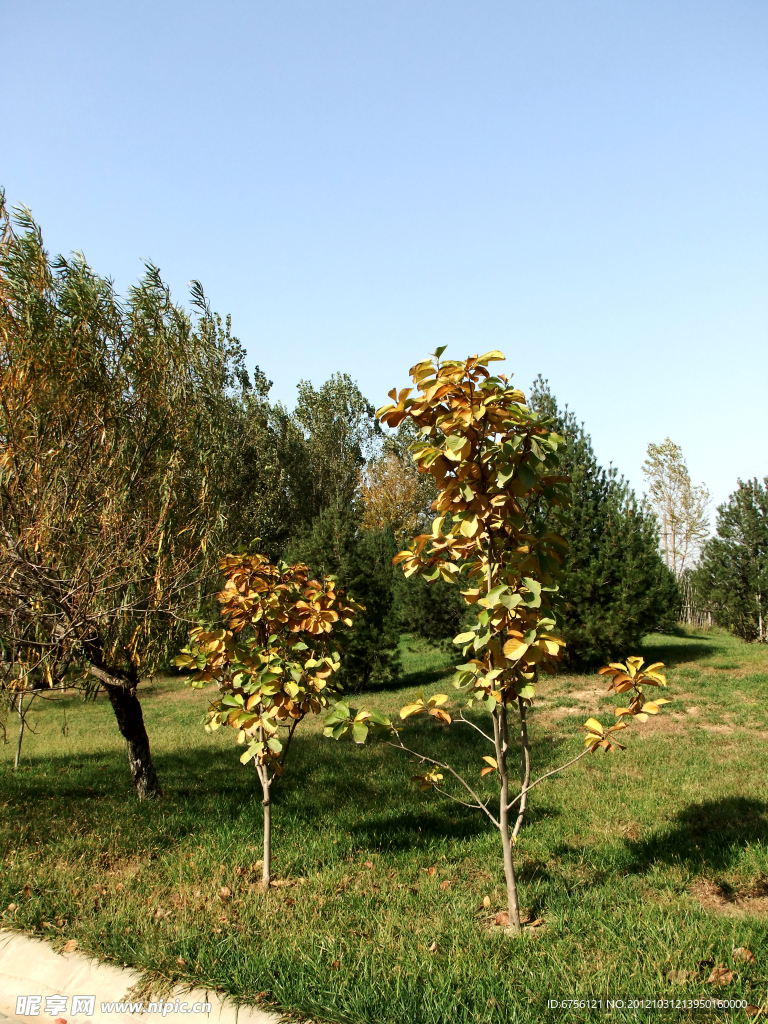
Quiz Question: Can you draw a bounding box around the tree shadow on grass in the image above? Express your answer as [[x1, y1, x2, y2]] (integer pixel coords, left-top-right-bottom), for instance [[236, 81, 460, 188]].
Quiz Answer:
[[624, 796, 768, 874], [638, 633, 720, 668], [354, 664, 455, 696]]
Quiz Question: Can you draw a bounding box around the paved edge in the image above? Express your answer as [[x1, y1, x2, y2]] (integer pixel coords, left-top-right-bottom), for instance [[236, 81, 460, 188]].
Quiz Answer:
[[0, 931, 280, 1024]]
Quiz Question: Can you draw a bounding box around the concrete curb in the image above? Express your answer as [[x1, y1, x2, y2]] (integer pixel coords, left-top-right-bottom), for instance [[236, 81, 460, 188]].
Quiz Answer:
[[0, 932, 280, 1024]]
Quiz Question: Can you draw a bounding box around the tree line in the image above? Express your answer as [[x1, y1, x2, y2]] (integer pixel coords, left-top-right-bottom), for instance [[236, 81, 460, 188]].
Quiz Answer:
[[0, 194, 683, 799]]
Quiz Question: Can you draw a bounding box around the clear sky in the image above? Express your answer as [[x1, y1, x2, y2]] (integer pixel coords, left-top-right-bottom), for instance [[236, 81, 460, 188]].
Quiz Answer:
[[3, 0, 766, 516]]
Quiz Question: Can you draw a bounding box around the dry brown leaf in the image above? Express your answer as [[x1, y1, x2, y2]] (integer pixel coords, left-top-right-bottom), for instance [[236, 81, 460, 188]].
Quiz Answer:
[[427, 867, 436, 876], [218, 886, 231, 899], [666, 969, 691, 984], [62, 939, 78, 953], [733, 947, 756, 964], [495, 912, 510, 926], [364, 861, 374, 869], [331, 960, 340, 970], [527, 917, 544, 928], [176, 957, 186, 967], [428, 941, 437, 953], [7, 903, 17, 912], [707, 967, 735, 986], [439, 880, 451, 892], [745, 1004, 763, 1017]]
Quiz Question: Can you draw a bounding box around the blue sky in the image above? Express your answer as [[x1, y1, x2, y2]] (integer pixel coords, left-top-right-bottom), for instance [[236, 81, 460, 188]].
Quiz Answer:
[[3, 0, 766, 515]]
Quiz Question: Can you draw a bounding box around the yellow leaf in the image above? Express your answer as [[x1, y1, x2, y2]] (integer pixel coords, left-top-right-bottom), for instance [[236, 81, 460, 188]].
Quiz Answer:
[[644, 662, 665, 674], [584, 717, 604, 736], [480, 766, 495, 777], [428, 693, 449, 707], [614, 707, 633, 717], [482, 756, 498, 768], [641, 701, 660, 714], [503, 638, 529, 661], [429, 708, 452, 724], [477, 350, 505, 364], [400, 700, 425, 719], [633, 713, 649, 722]]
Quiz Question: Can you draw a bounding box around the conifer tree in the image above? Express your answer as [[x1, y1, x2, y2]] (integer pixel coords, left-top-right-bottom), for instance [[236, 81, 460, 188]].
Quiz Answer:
[[285, 505, 401, 690], [694, 478, 768, 641], [529, 378, 678, 665]]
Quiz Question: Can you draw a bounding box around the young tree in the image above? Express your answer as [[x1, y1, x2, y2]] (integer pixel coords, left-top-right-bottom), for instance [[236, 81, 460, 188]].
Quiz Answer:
[[643, 438, 710, 575], [530, 379, 678, 665], [0, 195, 250, 797], [176, 553, 358, 887], [694, 478, 768, 641], [326, 350, 674, 934]]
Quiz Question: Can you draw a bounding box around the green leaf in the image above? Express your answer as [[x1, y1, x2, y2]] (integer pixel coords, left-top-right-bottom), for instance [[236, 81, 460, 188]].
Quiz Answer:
[[517, 463, 537, 489], [351, 721, 369, 744], [517, 685, 536, 699]]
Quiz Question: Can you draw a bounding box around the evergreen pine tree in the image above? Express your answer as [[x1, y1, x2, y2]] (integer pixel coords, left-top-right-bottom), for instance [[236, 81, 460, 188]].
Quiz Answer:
[[529, 377, 678, 665], [285, 505, 401, 690], [694, 478, 768, 641]]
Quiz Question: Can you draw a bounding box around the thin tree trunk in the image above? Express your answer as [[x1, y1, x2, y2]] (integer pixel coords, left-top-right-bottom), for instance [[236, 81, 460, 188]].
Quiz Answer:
[[14, 692, 26, 770], [494, 705, 521, 934], [512, 696, 530, 839], [88, 655, 161, 800], [256, 761, 272, 889]]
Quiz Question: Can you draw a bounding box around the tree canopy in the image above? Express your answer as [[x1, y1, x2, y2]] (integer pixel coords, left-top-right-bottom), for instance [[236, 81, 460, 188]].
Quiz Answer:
[[694, 478, 768, 642]]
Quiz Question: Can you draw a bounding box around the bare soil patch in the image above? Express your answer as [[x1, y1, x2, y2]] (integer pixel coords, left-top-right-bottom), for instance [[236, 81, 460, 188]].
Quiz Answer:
[[693, 878, 768, 918]]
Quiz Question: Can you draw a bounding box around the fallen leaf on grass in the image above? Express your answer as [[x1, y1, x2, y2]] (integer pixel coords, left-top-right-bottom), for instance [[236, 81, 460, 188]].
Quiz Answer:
[[7, 903, 17, 912], [733, 947, 756, 964], [745, 1004, 763, 1017], [428, 941, 437, 953], [707, 967, 735, 986], [426, 867, 436, 877], [218, 886, 231, 899], [331, 960, 340, 970], [666, 970, 692, 984], [364, 861, 374, 869], [63, 939, 78, 953], [495, 912, 509, 926], [440, 880, 451, 891], [482, 896, 491, 909], [212, 927, 222, 934], [285, 898, 295, 907], [176, 957, 185, 967]]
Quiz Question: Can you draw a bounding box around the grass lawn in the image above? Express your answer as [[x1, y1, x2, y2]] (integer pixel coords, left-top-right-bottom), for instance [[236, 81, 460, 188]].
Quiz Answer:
[[1, 629, 767, 1023]]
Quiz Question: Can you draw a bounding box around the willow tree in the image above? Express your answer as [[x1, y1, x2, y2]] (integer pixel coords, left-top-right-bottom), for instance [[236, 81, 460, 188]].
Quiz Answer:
[[326, 349, 673, 933], [0, 194, 249, 797]]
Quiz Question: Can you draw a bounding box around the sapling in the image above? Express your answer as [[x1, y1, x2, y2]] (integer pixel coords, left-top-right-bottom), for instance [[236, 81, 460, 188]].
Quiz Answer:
[[325, 350, 673, 933], [177, 553, 358, 888]]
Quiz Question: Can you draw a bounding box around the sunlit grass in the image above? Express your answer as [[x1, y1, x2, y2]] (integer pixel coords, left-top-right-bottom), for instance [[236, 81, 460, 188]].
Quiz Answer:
[[2, 629, 767, 1023]]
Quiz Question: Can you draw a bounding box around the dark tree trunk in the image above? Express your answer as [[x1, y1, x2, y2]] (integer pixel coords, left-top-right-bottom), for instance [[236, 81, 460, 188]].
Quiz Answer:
[[87, 653, 162, 801]]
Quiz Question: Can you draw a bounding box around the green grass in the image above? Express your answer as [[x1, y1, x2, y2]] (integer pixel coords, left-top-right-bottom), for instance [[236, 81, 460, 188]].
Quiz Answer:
[[2, 630, 767, 1023]]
